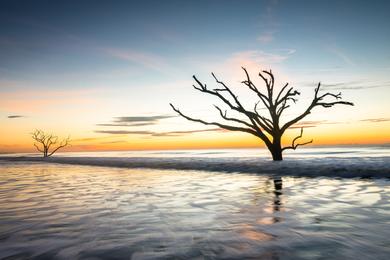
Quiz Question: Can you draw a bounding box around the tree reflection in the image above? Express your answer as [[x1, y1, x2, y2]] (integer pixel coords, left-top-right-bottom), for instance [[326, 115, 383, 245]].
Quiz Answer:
[[273, 176, 283, 212], [253, 177, 284, 225], [269, 176, 283, 224]]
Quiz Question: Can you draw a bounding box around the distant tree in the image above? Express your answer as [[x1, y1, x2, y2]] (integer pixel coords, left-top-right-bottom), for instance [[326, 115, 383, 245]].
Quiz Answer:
[[31, 129, 70, 157], [170, 68, 353, 161]]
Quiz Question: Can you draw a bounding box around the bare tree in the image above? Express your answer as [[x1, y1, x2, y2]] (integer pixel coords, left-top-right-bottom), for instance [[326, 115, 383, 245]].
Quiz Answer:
[[170, 68, 353, 161], [31, 129, 70, 157]]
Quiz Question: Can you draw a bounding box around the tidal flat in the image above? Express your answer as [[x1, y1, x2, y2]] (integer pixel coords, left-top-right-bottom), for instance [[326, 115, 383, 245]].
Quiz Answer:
[[1, 160, 389, 259]]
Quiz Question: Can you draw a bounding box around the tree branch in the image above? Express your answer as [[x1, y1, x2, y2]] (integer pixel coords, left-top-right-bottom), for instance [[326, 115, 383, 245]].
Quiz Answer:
[[170, 104, 260, 137], [33, 143, 44, 153], [281, 83, 354, 133], [254, 101, 273, 131], [241, 67, 270, 109], [214, 105, 254, 129], [47, 136, 70, 157], [194, 73, 272, 137], [282, 128, 313, 151]]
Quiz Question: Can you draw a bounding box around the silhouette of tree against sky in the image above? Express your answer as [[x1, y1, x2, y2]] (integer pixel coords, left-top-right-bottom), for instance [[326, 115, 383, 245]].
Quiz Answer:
[[31, 129, 70, 157], [170, 68, 354, 160]]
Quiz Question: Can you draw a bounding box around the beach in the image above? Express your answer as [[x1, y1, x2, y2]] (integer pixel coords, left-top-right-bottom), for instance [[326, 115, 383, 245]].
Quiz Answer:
[[1, 148, 390, 259]]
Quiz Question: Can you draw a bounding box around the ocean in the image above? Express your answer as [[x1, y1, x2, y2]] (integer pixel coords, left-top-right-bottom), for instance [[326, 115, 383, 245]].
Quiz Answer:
[[1, 146, 390, 178]]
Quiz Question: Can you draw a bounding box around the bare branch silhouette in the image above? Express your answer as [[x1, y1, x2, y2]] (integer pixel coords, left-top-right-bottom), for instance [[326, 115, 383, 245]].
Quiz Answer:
[[282, 128, 313, 151], [170, 68, 353, 160], [31, 129, 70, 157]]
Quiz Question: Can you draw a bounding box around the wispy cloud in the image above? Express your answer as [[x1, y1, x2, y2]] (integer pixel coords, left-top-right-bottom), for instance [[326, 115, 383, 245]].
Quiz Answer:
[[71, 135, 127, 143], [7, 115, 24, 119], [288, 120, 348, 129], [302, 80, 390, 91], [99, 140, 128, 144], [257, 32, 275, 44], [95, 114, 222, 137], [289, 125, 317, 129], [152, 128, 223, 137], [95, 128, 222, 137], [97, 115, 175, 128], [95, 130, 153, 135], [96, 123, 153, 127], [216, 49, 295, 80], [230, 49, 295, 66], [116, 116, 175, 123], [361, 118, 390, 123], [326, 45, 355, 66], [291, 120, 327, 128], [256, 0, 279, 44], [104, 48, 167, 71]]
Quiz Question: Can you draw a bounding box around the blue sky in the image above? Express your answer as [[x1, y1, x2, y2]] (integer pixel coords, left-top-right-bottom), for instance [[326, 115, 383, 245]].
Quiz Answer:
[[0, 0, 389, 151], [1, 0, 389, 83]]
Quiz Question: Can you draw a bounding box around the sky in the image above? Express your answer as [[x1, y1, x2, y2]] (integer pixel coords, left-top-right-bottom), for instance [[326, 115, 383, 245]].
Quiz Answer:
[[0, 0, 389, 153]]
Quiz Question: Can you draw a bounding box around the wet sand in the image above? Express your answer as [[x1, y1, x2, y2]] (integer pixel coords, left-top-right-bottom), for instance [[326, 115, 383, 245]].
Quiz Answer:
[[1, 162, 389, 259]]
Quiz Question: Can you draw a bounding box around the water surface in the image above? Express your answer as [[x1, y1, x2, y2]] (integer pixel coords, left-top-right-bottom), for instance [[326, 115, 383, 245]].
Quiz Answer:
[[3, 146, 390, 158], [2, 147, 390, 178], [1, 162, 389, 259]]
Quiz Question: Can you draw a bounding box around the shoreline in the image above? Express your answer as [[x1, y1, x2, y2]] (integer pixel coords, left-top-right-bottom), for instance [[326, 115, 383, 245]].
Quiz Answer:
[[1, 156, 389, 178]]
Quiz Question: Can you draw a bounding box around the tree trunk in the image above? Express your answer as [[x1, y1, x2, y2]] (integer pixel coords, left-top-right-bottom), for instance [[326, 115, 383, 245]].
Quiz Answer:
[[271, 149, 283, 161], [269, 138, 283, 161]]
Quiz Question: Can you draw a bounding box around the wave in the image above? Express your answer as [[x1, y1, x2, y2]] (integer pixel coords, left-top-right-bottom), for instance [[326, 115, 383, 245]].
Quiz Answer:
[[1, 156, 390, 178]]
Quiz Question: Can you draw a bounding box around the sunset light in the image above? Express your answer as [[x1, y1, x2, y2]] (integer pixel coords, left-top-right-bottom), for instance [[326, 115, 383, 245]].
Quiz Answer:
[[1, 1, 389, 259], [0, 1, 389, 153]]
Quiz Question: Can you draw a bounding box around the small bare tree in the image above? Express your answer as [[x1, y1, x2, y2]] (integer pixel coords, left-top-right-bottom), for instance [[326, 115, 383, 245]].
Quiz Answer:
[[31, 129, 70, 157], [170, 68, 353, 161]]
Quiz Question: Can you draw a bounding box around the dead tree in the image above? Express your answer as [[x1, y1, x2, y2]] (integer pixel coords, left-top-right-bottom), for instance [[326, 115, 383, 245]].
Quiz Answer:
[[31, 129, 70, 157], [170, 68, 353, 161]]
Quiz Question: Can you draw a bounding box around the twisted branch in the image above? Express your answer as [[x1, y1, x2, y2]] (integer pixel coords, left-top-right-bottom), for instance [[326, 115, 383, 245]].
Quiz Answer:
[[170, 104, 259, 137], [282, 128, 313, 151], [281, 83, 354, 133]]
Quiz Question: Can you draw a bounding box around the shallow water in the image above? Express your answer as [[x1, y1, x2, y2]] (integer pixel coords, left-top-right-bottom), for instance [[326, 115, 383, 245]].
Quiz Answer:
[[2, 146, 389, 178], [1, 162, 390, 259], [4, 146, 390, 158]]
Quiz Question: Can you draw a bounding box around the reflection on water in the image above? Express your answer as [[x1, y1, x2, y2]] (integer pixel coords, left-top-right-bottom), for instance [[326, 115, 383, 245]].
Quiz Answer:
[[0, 162, 389, 259]]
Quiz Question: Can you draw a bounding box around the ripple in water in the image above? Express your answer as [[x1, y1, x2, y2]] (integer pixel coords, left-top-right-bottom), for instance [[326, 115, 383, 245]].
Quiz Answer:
[[0, 162, 389, 259]]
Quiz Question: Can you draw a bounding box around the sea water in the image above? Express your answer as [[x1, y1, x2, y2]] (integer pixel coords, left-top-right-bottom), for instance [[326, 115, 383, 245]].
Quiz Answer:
[[0, 155, 389, 259], [1, 147, 390, 178]]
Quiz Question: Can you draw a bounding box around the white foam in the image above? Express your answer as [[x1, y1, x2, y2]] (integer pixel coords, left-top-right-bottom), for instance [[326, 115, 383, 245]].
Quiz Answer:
[[1, 156, 389, 178]]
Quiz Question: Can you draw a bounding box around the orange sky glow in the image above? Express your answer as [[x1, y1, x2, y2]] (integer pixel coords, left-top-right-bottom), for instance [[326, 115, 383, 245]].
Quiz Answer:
[[1, 1, 389, 154]]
